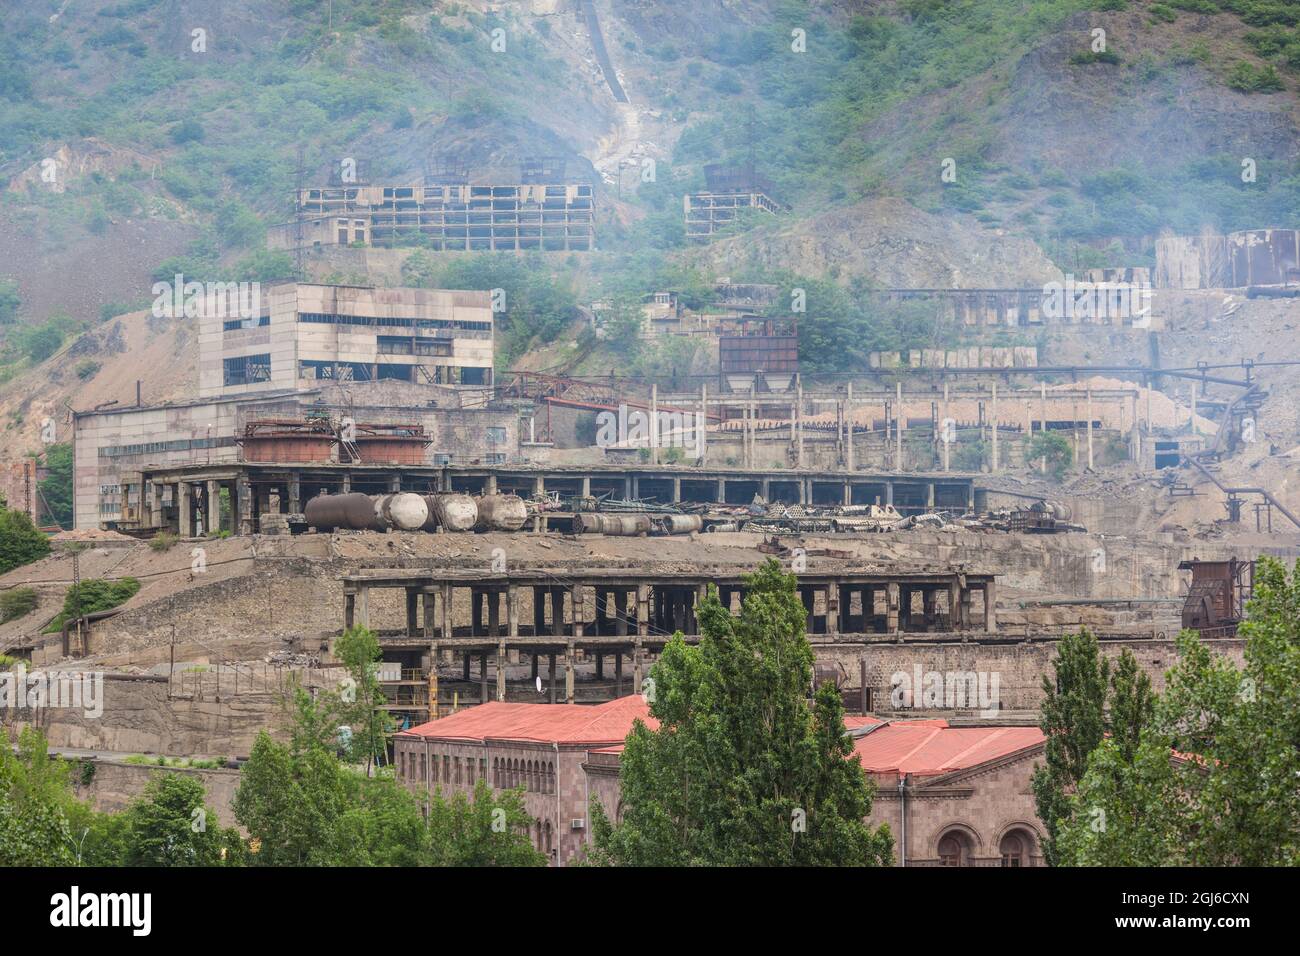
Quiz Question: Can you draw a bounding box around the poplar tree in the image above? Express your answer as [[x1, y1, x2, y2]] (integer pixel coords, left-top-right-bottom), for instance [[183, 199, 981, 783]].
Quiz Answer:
[[590, 559, 894, 866]]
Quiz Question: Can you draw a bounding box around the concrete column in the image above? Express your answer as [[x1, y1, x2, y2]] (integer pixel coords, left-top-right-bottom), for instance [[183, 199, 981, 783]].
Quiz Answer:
[[942, 382, 951, 472], [485, 474, 498, 495], [550, 587, 564, 636], [344, 590, 355, 630], [565, 640, 575, 704], [405, 587, 419, 638], [699, 383, 708, 466], [580, 477, 591, 497], [178, 483, 192, 537], [548, 653, 557, 705], [236, 477, 252, 535], [716, 477, 725, 503], [796, 378, 805, 468], [1086, 387, 1094, 470], [479, 653, 488, 704], [355, 586, 370, 629], [423, 587, 437, 639], [896, 381, 904, 469], [206, 480, 220, 534], [672, 476, 681, 503], [885, 482, 894, 506], [507, 585, 519, 638], [624, 475, 633, 499], [533, 475, 545, 496], [150, 481, 163, 529], [488, 590, 501, 637], [983, 580, 997, 633], [926, 483, 935, 509], [288, 474, 301, 514], [843, 481, 851, 506], [826, 583, 839, 635], [441, 583, 454, 641], [634, 584, 648, 689], [886, 582, 900, 635], [650, 383, 659, 465], [846, 381, 855, 472], [341, 472, 351, 493], [990, 382, 999, 472], [496, 637, 507, 701], [533, 587, 546, 636]]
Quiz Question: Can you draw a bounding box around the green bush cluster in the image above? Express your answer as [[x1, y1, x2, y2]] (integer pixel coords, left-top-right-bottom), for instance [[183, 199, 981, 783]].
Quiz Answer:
[[43, 578, 142, 634]]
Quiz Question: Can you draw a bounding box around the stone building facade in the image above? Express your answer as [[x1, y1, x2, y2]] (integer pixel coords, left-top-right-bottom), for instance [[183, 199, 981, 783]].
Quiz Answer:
[[394, 695, 655, 866], [396, 695, 1046, 867]]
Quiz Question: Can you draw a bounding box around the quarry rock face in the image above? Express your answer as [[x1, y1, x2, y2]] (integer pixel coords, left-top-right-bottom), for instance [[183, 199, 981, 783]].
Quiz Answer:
[[697, 197, 1063, 289]]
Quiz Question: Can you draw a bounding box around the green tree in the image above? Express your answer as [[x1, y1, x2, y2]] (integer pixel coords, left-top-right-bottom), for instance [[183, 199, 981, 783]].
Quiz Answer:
[[590, 560, 894, 866], [39, 443, 73, 529], [426, 780, 547, 867], [0, 728, 76, 866], [1024, 432, 1074, 479], [0, 278, 19, 324], [1056, 558, 1300, 865], [0, 506, 51, 574], [235, 687, 543, 866], [117, 774, 243, 866], [334, 625, 394, 771], [1031, 629, 1110, 866]]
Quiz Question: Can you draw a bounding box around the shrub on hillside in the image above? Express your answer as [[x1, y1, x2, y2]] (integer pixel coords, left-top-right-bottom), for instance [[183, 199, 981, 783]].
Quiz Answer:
[[42, 578, 141, 634], [0, 509, 51, 575], [0, 587, 37, 624]]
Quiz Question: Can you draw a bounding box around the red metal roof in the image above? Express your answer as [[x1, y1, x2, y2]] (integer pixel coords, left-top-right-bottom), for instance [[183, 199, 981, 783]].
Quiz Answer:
[[851, 720, 1044, 777], [398, 695, 657, 747]]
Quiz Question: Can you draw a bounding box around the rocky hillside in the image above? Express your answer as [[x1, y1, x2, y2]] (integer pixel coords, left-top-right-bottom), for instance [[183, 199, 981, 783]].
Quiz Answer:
[[0, 0, 1298, 463]]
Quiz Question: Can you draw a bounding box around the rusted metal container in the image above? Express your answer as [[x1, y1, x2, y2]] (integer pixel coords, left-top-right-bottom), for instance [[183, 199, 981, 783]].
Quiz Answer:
[[239, 419, 335, 463], [349, 423, 431, 465], [474, 494, 529, 532], [304, 493, 383, 531]]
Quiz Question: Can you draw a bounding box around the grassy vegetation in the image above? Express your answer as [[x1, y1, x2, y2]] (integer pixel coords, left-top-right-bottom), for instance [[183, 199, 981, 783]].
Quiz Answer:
[[42, 578, 142, 633], [0, 587, 38, 624], [122, 754, 229, 770]]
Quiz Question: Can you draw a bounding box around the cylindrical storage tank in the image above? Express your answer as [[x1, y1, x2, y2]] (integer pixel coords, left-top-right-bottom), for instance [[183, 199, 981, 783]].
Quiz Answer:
[[432, 494, 478, 533], [374, 493, 429, 532], [475, 494, 528, 532], [304, 493, 384, 531], [658, 514, 703, 535]]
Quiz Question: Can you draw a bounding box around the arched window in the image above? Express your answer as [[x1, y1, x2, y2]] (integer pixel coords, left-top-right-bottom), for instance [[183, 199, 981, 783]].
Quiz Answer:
[[544, 820, 553, 855], [938, 831, 971, 867], [1000, 829, 1033, 867], [546, 761, 555, 794]]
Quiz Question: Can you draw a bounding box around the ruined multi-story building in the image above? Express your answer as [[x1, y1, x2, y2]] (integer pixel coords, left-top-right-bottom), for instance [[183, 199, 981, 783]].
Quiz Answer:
[[685, 163, 787, 240], [268, 161, 596, 252], [71, 283, 519, 531], [201, 282, 495, 397]]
